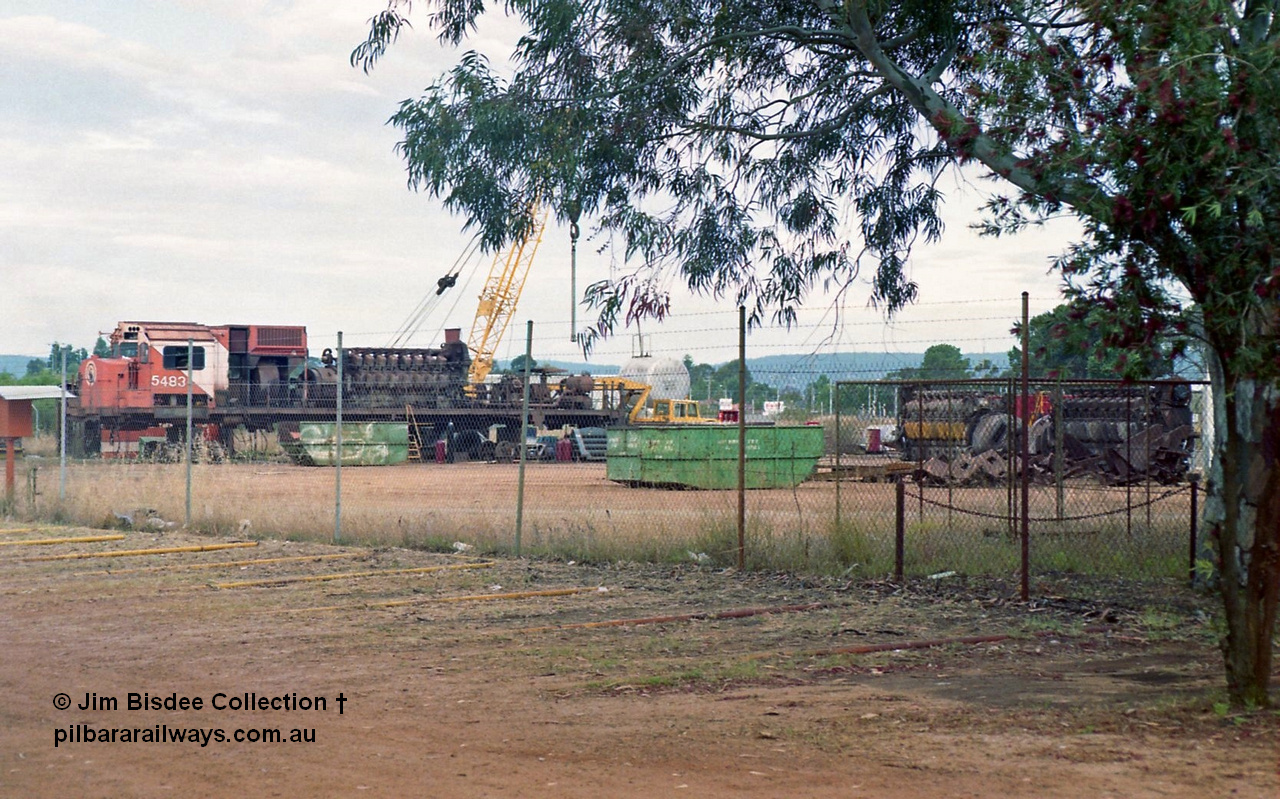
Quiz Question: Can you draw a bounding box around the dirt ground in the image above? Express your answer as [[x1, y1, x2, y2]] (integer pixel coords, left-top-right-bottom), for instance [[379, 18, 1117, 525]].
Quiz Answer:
[[0, 524, 1276, 798]]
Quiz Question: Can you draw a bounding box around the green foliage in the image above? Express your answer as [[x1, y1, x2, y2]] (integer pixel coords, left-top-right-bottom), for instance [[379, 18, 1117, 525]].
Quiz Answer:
[[889, 344, 972, 381], [351, 1, 1276, 376], [967, 3, 1279, 384], [0, 369, 60, 388], [3, 342, 87, 390], [507, 354, 538, 374], [353, 0, 1280, 705], [353, 0, 961, 351], [1009, 303, 1181, 379]]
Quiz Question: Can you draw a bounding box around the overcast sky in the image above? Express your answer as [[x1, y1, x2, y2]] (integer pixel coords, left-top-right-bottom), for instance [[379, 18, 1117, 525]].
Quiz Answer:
[[1, 1, 1080, 366]]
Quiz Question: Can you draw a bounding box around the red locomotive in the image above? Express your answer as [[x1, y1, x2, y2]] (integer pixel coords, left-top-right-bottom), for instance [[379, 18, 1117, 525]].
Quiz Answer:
[[73, 322, 308, 458], [69, 320, 633, 460]]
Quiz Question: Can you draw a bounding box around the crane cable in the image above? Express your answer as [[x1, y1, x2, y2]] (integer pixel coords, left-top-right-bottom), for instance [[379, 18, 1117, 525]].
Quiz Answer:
[[386, 233, 485, 348]]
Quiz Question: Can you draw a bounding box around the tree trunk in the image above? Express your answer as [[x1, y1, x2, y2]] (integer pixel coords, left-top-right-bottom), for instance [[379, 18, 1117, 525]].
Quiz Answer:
[[1205, 360, 1280, 708]]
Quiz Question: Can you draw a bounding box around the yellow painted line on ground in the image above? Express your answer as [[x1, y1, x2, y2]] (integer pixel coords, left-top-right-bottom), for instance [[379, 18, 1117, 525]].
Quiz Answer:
[[276, 586, 601, 614], [209, 561, 493, 590], [78, 552, 362, 575], [23, 542, 259, 562], [0, 527, 50, 535], [0, 535, 126, 547]]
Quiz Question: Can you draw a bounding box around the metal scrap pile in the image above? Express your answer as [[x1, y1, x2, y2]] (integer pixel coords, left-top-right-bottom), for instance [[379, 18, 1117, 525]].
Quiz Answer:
[[915, 422, 1195, 487], [904, 382, 1197, 487]]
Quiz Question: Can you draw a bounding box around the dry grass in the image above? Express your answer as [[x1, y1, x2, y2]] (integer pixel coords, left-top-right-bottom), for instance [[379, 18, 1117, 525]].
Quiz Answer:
[[8, 459, 1195, 579]]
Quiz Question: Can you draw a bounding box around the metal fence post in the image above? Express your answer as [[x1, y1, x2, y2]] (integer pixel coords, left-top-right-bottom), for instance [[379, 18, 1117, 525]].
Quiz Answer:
[[1189, 477, 1199, 586], [516, 320, 533, 558], [185, 337, 194, 529], [895, 480, 905, 583], [1020, 292, 1030, 602], [1144, 389, 1152, 532], [916, 381, 924, 523], [737, 305, 746, 571], [1054, 378, 1063, 521], [1007, 377, 1016, 542], [835, 382, 841, 533], [59, 347, 67, 502], [335, 331, 343, 545], [946, 385, 953, 529], [1126, 391, 1133, 538]]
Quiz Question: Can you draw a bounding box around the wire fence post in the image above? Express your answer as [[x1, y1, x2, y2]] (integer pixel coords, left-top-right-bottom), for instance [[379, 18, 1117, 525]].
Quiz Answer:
[[834, 382, 841, 533], [946, 387, 953, 529], [894, 480, 905, 583], [59, 347, 67, 502], [1007, 377, 1016, 541], [1020, 291, 1030, 602], [515, 320, 533, 558], [1054, 378, 1063, 521], [334, 331, 343, 545], [185, 337, 194, 529], [1126, 391, 1133, 538], [1189, 477, 1199, 586], [916, 381, 924, 523], [737, 305, 746, 571], [1144, 389, 1152, 532]]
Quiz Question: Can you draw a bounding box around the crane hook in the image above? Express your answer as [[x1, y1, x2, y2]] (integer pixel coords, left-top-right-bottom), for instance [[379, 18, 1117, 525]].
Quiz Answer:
[[435, 273, 459, 295]]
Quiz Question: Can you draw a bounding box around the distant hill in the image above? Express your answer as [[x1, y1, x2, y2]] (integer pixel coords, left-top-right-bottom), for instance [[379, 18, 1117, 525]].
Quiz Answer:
[[0, 354, 41, 378], [741, 352, 1010, 389], [502, 352, 1012, 389]]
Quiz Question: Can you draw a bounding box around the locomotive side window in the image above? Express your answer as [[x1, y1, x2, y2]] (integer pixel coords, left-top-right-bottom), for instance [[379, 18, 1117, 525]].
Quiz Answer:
[[162, 346, 206, 370]]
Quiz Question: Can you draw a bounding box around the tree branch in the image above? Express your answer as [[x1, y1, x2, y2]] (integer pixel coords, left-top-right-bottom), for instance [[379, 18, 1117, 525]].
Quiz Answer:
[[825, 0, 1108, 218]]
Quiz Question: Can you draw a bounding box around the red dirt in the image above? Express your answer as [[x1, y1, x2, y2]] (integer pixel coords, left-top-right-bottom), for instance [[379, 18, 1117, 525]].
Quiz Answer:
[[0, 526, 1276, 798]]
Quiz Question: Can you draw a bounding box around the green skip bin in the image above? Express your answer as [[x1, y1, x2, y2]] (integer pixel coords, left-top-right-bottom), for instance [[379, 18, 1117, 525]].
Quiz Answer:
[[276, 422, 409, 466], [606, 425, 824, 489]]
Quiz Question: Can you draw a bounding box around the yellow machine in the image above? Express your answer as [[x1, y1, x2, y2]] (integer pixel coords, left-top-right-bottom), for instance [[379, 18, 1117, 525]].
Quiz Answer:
[[592, 377, 715, 424], [644, 398, 715, 424], [466, 207, 548, 385], [454, 207, 709, 424]]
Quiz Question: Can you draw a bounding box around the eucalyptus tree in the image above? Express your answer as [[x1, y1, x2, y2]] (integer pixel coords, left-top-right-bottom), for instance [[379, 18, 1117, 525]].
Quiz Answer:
[[354, 1, 1280, 706]]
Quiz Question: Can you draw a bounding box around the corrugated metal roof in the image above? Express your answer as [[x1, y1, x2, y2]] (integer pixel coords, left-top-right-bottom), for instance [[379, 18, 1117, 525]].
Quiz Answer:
[[0, 386, 76, 401], [115, 322, 216, 341]]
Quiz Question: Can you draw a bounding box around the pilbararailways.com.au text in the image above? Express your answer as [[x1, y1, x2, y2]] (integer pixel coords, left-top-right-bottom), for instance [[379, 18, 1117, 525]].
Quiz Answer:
[[55, 724, 317, 747]]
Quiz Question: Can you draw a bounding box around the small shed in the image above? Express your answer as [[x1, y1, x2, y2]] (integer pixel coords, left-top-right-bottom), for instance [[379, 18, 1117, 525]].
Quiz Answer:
[[0, 385, 75, 438], [0, 385, 76, 499]]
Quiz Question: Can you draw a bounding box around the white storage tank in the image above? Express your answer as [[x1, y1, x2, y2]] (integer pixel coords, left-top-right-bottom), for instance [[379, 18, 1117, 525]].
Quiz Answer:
[[618, 356, 690, 400]]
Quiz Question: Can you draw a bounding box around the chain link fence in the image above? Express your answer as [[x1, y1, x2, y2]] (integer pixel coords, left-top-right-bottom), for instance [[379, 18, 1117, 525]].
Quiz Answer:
[[831, 378, 1203, 585], [3, 302, 1209, 597]]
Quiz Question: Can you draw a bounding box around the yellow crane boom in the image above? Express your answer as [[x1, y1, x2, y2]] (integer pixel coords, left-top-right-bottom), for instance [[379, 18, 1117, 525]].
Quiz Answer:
[[467, 208, 548, 384]]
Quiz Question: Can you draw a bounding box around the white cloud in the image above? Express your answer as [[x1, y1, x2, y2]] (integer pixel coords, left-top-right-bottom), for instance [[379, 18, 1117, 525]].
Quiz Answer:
[[79, 131, 159, 151], [0, 2, 1080, 365]]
